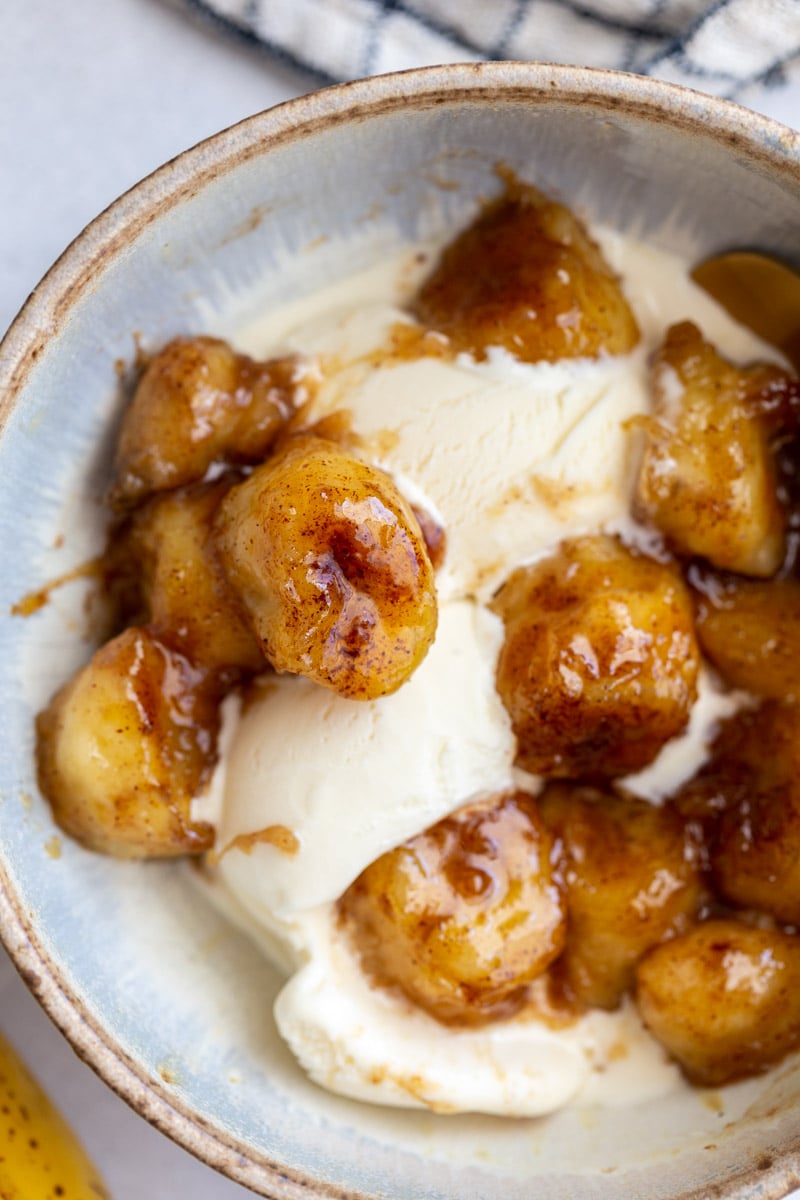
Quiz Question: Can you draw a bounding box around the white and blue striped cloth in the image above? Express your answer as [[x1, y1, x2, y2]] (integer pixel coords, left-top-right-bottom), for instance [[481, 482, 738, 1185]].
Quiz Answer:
[[173, 0, 800, 99]]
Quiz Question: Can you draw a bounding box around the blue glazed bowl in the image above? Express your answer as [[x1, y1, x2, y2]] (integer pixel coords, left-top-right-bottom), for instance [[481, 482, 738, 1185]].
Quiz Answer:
[[2, 62, 800, 1200]]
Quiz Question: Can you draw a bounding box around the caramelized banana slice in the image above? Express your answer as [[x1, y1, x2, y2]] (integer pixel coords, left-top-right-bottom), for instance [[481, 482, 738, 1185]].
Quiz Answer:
[[636, 920, 800, 1086], [35, 627, 217, 859], [113, 477, 266, 678], [412, 179, 639, 363], [691, 570, 800, 699], [492, 535, 699, 778], [214, 435, 438, 700], [635, 321, 789, 577], [540, 784, 703, 1010], [694, 702, 800, 924], [110, 336, 301, 509], [339, 791, 565, 1026]]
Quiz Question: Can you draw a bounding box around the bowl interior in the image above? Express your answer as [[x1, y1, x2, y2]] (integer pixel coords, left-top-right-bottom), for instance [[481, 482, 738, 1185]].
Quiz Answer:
[[2, 64, 800, 1200]]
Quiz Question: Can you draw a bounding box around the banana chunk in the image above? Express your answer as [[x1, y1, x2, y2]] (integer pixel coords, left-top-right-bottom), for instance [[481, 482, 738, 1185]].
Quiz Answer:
[[214, 435, 438, 700], [691, 571, 800, 700], [637, 920, 800, 1087], [110, 335, 300, 509], [635, 321, 789, 577], [36, 626, 218, 858], [540, 783, 703, 1010], [340, 791, 565, 1026], [111, 476, 266, 678], [492, 535, 699, 778], [0, 1031, 110, 1199], [413, 179, 639, 363]]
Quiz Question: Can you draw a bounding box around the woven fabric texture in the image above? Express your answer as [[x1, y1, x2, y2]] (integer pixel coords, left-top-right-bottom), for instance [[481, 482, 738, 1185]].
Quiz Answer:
[[172, 0, 800, 97]]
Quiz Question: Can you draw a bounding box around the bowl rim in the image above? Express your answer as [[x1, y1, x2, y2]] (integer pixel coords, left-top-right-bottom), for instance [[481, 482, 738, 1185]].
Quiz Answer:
[[3, 59, 800, 1200]]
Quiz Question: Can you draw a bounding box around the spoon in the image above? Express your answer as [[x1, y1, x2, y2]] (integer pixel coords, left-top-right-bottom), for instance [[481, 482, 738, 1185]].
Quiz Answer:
[[691, 251, 800, 371]]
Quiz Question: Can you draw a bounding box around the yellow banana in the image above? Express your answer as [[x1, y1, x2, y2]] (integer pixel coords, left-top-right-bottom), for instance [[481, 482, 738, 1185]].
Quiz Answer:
[[0, 1030, 110, 1199]]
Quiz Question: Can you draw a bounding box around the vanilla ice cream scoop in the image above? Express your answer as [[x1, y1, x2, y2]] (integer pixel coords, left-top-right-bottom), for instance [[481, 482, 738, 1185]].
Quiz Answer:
[[216, 601, 515, 920], [235, 236, 778, 605]]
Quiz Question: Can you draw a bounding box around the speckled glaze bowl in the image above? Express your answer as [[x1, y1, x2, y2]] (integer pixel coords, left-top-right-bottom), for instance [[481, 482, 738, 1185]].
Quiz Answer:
[[2, 62, 800, 1200]]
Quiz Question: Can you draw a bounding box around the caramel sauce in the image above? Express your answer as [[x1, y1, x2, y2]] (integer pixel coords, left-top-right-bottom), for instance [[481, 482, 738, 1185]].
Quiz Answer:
[[283, 401, 360, 448], [365, 1063, 459, 1111], [11, 557, 103, 617], [44, 835, 62, 860], [370, 321, 454, 364], [364, 426, 401, 458], [294, 322, 455, 405], [489, 475, 588, 522], [222, 824, 300, 859], [513, 973, 584, 1030], [527, 476, 583, 514], [410, 504, 447, 572]]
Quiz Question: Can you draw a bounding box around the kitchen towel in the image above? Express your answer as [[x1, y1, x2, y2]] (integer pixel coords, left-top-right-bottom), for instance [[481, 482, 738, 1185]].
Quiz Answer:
[[173, 0, 800, 97]]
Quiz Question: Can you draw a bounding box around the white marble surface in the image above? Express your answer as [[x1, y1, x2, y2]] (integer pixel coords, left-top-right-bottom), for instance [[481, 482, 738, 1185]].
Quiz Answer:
[[2, 3, 799, 1197]]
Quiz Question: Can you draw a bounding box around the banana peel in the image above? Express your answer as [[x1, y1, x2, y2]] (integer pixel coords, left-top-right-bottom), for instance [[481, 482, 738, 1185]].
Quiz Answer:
[[0, 1030, 110, 1199]]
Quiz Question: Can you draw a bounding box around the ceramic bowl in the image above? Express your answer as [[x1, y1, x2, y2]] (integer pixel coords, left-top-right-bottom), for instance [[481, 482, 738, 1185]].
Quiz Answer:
[[2, 62, 800, 1200]]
